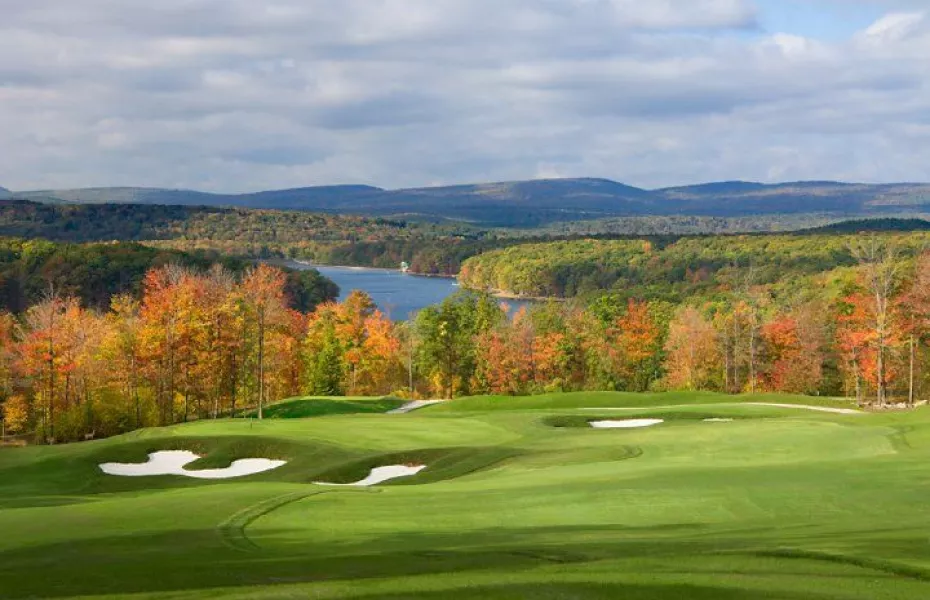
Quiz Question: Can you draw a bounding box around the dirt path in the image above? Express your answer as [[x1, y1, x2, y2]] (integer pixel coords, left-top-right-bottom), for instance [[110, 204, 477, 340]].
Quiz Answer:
[[746, 403, 862, 415], [388, 400, 444, 414]]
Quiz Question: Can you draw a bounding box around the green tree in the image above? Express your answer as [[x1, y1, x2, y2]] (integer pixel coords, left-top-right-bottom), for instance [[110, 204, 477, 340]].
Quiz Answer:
[[415, 291, 503, 398]]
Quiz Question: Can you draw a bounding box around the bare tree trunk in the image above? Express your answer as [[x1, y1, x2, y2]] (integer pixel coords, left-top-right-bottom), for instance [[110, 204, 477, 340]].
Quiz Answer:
[[877, 339, 885, 408], [876, 287, 887, 408], [131, 354, 140, 428], [257, 313, 265, 420], [408, 346, 414, 393], [46, 300, 56, 444], [749, 323, 757, 395], [723, 334, 731, 394], [853, 348, 862, 406], [688, 339, 695, 391], [909, 334, 916, 407], [732, 317, 741, 392]]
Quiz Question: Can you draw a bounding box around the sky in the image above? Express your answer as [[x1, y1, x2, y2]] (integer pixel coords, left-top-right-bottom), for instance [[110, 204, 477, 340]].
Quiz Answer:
[[1, 0, 929, 192]]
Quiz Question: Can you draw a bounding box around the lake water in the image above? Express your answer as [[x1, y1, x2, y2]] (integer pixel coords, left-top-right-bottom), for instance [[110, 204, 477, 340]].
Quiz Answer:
[[285, 262, 531, 320]]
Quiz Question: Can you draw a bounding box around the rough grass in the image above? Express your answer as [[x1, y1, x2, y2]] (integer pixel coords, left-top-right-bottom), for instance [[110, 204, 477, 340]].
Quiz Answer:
[[0, 392, 928, 599]]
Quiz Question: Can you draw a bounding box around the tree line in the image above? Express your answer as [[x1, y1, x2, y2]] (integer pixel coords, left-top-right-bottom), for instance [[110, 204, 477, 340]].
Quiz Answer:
[[0, 237, 338, 314], [458, 233, 930, 301], [2, 238, 928, 444], [0, 264, 348, 443]]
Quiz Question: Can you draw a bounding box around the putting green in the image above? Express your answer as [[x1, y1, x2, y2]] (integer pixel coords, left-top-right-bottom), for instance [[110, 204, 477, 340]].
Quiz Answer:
[[1, 392, 928, 599]]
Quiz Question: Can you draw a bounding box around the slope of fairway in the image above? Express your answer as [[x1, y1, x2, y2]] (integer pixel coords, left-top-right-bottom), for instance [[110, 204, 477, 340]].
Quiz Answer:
[[243, 396, 406, 419], [0, 392, 928, 600], [426, 390, 859, 413]]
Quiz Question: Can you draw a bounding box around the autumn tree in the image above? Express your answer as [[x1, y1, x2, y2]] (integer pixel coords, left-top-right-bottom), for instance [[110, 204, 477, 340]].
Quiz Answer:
[[241, 264, 288, 419], [0, 312, 17, 436], [17, 292, 74, 443], [609, 300, 662, 392], [664, 306, 721, 391], [473, 308, 537, 395], [849, 238, 901, 407], [898, 251, 930, 406], [761, 303, 826, 394]]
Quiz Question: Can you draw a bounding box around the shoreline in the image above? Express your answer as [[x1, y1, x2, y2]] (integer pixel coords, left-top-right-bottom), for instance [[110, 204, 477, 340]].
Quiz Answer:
[[277, 259, 557, 303], [459, 285, 562, 303], [279, 259, 458, 280]]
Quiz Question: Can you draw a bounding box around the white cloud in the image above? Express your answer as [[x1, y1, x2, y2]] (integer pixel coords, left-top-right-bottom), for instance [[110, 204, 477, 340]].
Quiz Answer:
[[0, 1, 928, 191], [860, 11, 926, 43]]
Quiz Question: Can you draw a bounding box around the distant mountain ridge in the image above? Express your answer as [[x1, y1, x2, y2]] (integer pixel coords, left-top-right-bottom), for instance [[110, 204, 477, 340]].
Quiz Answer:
[[7, 178, 930, 227]]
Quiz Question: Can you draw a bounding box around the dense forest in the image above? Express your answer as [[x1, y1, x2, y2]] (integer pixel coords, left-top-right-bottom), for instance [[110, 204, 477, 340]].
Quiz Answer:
[[0, 238, 338, 314], [459, 233, 930, 301], [0, 200, 500, 275], [0, 199, 423, 244], [8, 200, 930, 278], [1, 237, 928, 444]]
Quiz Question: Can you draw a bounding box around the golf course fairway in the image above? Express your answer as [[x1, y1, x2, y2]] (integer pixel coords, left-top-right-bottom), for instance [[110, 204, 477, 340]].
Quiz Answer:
[[2, 391, 930, 599]]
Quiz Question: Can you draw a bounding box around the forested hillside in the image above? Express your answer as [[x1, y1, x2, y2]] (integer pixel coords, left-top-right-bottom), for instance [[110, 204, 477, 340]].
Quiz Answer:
[[0, 238, 337, 313], [0, 200, 498, 275], [459, 233, 930, 300], [9, 177, 930, 227], [9, 199, 930, 278], [0, 200, 414, 243]]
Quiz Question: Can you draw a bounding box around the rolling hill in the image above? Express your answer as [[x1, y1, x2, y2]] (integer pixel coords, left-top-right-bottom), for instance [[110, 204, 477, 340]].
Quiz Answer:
[[2, 391, 930, 599], [7, 178, 930, 227]]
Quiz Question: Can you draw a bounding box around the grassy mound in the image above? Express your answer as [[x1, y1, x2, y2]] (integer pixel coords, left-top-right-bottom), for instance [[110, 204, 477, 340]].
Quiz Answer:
[[243, 396, 406, 419], [312, 446, 523, 486]]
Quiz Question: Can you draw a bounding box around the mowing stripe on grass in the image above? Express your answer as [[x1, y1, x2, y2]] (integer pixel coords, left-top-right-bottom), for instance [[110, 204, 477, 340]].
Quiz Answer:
[[757, 549, 930, 582], [218, 488, 381, 552]]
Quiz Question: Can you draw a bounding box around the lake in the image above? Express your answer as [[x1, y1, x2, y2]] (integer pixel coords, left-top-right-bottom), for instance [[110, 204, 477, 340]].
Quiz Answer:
[[284, 262, 532, 320]]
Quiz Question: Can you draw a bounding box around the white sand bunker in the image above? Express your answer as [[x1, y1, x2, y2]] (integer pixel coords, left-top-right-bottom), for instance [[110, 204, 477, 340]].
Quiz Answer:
[[315, 465, 427, 487], [388, 400, 443, 414], [589, 419, 664, 429], [704, 418, 735, 423], [99, 450, 286, 479]]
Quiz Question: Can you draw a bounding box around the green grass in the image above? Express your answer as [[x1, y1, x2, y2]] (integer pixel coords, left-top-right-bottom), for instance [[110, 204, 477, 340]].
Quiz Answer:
[[242, 395, 407, 419], [0, 391, 928, 599], [426, 390, 858, 412]]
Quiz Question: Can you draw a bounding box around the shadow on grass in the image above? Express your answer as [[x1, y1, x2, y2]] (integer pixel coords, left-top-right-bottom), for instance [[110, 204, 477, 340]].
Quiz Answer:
[[241, 397, 406, 419], [0, 524, 915, 599], [354, 582, 821, 600]]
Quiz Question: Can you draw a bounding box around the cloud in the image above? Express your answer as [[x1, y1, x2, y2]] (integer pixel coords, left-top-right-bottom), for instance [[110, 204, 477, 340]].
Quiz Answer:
[[860, 11, 926, 43], [0, 1, 928, 191]]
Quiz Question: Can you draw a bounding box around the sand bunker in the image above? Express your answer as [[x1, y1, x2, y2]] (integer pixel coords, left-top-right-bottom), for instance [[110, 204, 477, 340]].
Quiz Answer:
[[589, 419, 664, 429], [388, 400, 443, 414], [99, 450, 286, 479], [315, 465, 427, 487], [704, 418, 735, 423]]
